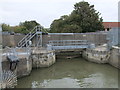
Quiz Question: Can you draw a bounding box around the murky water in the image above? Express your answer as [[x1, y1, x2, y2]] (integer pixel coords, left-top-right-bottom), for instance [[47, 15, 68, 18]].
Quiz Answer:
[[16, 58, 118, 88]]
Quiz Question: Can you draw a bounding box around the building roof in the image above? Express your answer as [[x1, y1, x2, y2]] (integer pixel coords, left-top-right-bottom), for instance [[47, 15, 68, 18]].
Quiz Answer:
[[103, 22, 120, 29]]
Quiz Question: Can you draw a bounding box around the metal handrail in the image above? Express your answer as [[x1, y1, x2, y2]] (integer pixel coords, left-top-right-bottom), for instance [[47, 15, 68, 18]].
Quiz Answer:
[[18, 28, 36, 46], [17, 26, 38, 47], [18, 33, 36, 47], [48, 40, 88, 45], [18, 25, 46, 48]]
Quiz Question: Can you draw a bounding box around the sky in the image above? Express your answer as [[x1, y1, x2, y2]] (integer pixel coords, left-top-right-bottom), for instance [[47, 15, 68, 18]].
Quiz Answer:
[[0, 0, 119, 28]]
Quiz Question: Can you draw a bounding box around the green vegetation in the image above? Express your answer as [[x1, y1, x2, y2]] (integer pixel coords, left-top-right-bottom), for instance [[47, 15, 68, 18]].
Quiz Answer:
[[50, 1, 104, 33], [1, 1, 104, 34], [1, 20, 41, 34]]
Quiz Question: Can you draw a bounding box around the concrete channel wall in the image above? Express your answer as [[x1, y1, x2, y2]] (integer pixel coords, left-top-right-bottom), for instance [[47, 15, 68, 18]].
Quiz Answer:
[[82, 46, 120, 69], [2, 33, 107, 47], [82, 49, 110, 64], [2, 34, 25, 47], [2, 47, 56, 78], [1, 46, 120, 88], [42, 33, 107, 47], [2, 48, 32, 78], [109, 46, 120, 69], [31, 47, 56, 68]]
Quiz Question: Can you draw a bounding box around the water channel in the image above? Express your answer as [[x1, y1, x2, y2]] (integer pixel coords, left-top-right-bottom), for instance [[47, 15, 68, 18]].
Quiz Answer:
[[16, 58, 118, 88]]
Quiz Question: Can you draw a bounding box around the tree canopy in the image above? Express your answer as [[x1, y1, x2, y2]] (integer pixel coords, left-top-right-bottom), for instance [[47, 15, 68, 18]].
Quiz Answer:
[[1, 20, 40, 34], [50, 1, 104, 33], [19, 20, 40, 31]]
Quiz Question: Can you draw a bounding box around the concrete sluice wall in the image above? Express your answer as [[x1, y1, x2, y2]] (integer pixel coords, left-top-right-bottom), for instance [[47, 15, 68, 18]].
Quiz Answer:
[[2, 48, 32, 78], [2, 33, 107, 48], [2, 47, 56, 79], [109, 46, 120, 69], [82, 49, 110, 64], [1, 47, 56, 89], [1, 48, 32, 88], [1, 45, 119, 89], [82, 46, 120, 69], [2, 46, 119, 80], [31, 47, 56, 68]]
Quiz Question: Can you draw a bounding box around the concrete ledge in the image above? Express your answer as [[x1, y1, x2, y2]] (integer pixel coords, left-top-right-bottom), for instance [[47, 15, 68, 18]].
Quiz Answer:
[[109, 46, 120, 69]]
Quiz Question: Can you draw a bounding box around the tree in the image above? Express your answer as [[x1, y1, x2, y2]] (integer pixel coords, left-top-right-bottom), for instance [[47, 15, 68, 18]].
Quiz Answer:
[[1, 20, 45, 34], [13, 26, 28, 34], [50, 1, 104, 33], [73, 1, 104, 32], [50, 18, 64, 33], [19, 20, 40, 31], [1, 23, 12, 32]]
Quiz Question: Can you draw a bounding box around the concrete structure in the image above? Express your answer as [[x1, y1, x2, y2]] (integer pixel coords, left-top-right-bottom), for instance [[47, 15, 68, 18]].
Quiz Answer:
[[1, 24, 119, 89], [2, 47, 56, 78], [109, 46, 120, 69], [2, 34, 25, 48], [82, 45, 110, 64], [82, 45, 120, 69], [2, 32, 107, 48], [31, 47, 56, 68], [2, 48, 32, 78], [107, 27, 120, 49]]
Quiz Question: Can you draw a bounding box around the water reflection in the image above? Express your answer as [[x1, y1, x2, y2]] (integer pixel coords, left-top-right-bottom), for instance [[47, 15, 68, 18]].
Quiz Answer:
[[17, 58, 118, 88]]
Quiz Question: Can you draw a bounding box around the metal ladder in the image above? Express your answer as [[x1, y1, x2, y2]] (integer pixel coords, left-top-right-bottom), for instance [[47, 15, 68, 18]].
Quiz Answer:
[[17, 25, 47, 48]]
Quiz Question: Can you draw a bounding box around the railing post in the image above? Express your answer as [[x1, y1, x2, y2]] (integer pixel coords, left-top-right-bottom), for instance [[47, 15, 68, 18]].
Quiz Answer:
[[0, 25, 3, 88]]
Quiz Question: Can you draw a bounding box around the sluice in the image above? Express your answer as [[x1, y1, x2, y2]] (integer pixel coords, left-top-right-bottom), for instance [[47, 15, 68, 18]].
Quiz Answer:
[[0, 70, 17, 89]]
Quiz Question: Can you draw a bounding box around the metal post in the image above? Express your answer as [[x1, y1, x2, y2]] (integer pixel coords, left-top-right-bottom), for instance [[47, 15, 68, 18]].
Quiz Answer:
[[41, 32, 42, 47], [0, 25, 3, 88], [36, 26, 38, 47]]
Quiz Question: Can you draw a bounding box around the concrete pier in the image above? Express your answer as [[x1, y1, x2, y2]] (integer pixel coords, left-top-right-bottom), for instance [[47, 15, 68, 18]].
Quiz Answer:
[[2, 47, 56, 78], [2, 48, 32, 78], [31, 47, 56, 68], [82, 45, 120, 69], [109, 46, 120, 69], [82, 45, 110, 64]]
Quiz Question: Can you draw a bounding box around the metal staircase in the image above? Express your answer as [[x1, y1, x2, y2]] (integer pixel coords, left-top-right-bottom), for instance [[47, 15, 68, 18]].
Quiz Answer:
[[18, 25, 47, 48]]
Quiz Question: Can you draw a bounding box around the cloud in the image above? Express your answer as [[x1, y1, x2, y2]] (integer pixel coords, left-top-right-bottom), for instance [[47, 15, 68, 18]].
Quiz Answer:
[[0, 0, 119, 27]]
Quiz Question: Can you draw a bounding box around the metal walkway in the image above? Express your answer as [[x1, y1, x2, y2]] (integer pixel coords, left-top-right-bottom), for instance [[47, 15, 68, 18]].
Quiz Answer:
[[17, 25, 48, 48], [17, 25, 90, 50], [47, 40, 90, 50]]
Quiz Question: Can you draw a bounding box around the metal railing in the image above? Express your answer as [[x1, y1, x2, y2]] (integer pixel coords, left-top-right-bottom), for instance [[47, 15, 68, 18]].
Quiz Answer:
[[47, 40, 89, 50], [17, 26, 37, 48], [18, 25, 47, 48]]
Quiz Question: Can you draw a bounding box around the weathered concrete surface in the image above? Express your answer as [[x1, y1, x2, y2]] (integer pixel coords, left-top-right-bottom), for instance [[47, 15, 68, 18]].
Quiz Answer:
[[109, 46, 120, 69], [2, 47, 56, 78], [2, 33, 107, 47], [31, 47, 56, 68], [17, 54, 32, 78], [2, 34, 25, 47], [82, 45, 120, 69], [2, 48, 32, 78], [55, 50, 82, 59], [82, 45, 110, 64]]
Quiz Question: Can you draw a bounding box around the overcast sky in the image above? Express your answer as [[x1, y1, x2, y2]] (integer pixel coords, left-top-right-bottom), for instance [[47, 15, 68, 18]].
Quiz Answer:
[[0, 0, 119, 28]]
